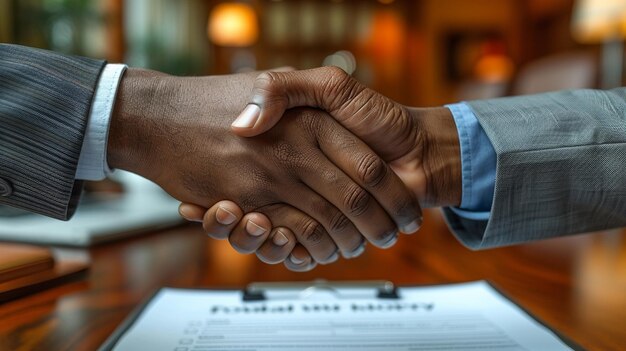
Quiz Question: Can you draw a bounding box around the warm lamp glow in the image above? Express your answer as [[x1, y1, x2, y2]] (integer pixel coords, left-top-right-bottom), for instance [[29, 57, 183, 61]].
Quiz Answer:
[[573, 0, 626, 88], [474, 41, 514, 83], [572, 0, 626, 42], [474, 55, 515, 83], [208, 3, 259, 47], [369, 11, 405, 57]]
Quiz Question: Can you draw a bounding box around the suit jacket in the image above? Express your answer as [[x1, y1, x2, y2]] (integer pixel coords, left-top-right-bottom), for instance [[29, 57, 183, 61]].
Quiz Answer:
[[0, 44, 105, 220], [444, 88, 626, 249]]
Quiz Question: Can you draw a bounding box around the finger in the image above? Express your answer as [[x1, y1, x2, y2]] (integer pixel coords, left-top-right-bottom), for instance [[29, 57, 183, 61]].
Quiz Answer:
[[178, 203, 206, 222], [238, 66, 296, 83], [228, 212, 272, 254], [257, 203, 366, 264], [297, 152, 399, 249], [231, 66, 360, 137], [201, 201, 244, 240], [315, 118, 422, 235], [255, 227, 297, 265], [284, 244, 317, 272], [258, 203, 344, 264], [271, 66, 295, 72], [274, 185, 365, 259]]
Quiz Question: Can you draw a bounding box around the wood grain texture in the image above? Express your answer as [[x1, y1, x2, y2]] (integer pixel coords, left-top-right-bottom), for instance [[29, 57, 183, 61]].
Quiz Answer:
[[0, 209, 624, 351], [0, 244, 53, 283], [0, 261, 88, 303]]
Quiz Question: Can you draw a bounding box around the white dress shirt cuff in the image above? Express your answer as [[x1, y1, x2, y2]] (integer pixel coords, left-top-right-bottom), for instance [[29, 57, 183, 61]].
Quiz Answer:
[[76, 63, 127, 181]]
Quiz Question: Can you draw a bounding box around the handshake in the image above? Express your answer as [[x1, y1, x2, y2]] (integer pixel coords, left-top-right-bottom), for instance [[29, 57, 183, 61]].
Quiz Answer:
[[107, 66, 462, 272]]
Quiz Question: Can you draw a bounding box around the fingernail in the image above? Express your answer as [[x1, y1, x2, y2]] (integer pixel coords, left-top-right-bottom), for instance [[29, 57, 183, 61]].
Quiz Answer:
[[232, 104, 261, 128], [289, 254, 305, 265], [179, 205, 201, 223], [401, 219, 422, 234], [380, 232, 399, 249], [215, 206, 238, 225], [324, 251, 339, 264], [349, 242, 366, 258], [246, 220, 267, 237], [272, 230, 289, 246]]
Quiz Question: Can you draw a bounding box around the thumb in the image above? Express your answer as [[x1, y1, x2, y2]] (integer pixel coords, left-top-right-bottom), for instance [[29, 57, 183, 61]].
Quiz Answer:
[[230, 66, 414, 162], [231, 66, 362, 137]]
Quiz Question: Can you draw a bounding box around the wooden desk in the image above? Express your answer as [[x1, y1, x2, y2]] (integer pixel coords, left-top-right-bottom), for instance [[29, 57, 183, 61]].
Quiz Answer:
[[0, 209, 625, 351]]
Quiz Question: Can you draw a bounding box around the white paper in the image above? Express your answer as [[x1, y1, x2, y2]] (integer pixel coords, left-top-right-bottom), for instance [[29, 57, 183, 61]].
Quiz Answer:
[[109, 281, 573, 351]]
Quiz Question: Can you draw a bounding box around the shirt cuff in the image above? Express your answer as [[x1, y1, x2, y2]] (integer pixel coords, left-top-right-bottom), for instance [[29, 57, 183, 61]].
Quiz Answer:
[[445, 102, 497, 220], [76, 63, 127, 181]]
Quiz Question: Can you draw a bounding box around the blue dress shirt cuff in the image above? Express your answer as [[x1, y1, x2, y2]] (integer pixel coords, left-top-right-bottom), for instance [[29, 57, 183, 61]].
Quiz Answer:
[[445, 102, 497, 221], [76, 63, 127, 181]]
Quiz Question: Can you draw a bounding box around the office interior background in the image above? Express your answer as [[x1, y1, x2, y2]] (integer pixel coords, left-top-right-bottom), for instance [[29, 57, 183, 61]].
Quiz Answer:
[[2, 0, 624, 107], [1, 0, 626, 288], [2, 1, 626, 349]]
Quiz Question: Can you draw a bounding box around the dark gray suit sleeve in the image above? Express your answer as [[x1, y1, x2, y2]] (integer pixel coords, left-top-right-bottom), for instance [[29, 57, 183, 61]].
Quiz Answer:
[[443, 88, 626, 249], [0, 44, 106, 220]]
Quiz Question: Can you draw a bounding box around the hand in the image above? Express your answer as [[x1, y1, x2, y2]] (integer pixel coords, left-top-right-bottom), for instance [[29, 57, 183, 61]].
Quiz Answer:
[[107, 68, 422, 268], [178, 201, 333, 271], [180, 67, 462, 268], [230, 66, 462, 206]]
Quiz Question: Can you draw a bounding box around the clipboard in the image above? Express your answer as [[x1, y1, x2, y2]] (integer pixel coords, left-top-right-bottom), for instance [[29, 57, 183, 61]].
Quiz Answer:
[[99, 280, 584, 351], [243, 279, 399, 301]]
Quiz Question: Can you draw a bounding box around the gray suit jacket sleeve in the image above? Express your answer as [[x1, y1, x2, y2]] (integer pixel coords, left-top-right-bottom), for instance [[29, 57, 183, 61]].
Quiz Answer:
[[0, 44, 106, 220], [443, 88, 626, 249]]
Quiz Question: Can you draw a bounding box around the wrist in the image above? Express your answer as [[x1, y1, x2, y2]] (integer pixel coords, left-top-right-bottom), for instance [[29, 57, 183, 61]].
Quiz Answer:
[[107, 68, 170, 181], [410, 106, 462, 207]]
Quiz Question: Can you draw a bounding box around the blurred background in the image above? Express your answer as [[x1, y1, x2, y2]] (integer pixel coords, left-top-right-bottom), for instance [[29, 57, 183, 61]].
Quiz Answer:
[[2, 0, 624, 108], [1, 3, 626, 337]]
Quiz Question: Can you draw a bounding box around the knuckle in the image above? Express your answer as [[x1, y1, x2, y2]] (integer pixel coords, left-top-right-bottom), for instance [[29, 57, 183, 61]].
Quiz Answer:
[[254, 71, 290, 109], [319, 168, 339, 185], [325, 65, 349, 81], [298, 218, 324, 245], [357, 153, 387, 187], [327, 210, 351, 234], [271, 141, 299, 165], [254, 71, 280, 92], [322, 67, 355, 103], [343, 186, 371, 217]]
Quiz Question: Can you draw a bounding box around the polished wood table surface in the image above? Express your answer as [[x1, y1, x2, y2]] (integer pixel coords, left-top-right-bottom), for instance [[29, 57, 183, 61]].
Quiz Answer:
[[0, 209, 625, 351]]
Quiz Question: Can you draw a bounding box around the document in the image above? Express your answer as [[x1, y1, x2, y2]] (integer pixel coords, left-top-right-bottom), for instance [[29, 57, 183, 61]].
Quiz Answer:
[[102, 281, 576, 351]]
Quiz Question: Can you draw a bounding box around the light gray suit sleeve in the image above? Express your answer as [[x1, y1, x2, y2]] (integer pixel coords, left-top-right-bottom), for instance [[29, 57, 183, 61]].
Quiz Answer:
[[443, 88, 626, 249]]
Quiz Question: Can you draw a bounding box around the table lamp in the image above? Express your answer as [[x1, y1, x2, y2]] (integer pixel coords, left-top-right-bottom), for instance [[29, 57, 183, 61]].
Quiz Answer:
[[208, 2, 259, 47], [572, 0, 626, 88]]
